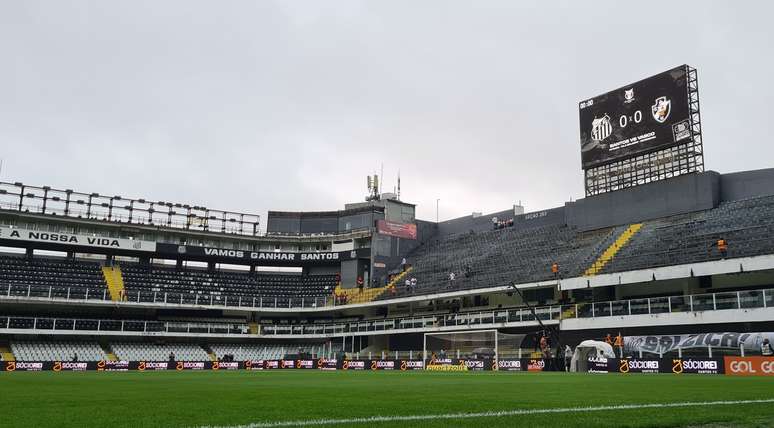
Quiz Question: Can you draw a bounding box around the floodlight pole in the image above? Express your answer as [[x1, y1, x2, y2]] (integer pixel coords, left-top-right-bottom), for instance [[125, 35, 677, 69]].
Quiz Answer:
[[508, 283, 564, 357]]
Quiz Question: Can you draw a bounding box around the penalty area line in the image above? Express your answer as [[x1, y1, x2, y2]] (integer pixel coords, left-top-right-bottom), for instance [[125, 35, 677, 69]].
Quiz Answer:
[[198, 398, 774, 428]]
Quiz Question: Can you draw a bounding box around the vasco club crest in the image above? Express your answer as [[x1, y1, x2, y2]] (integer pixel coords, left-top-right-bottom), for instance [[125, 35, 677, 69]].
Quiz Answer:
[[652, 96, 671, 123], [591, 114, 612, 141]]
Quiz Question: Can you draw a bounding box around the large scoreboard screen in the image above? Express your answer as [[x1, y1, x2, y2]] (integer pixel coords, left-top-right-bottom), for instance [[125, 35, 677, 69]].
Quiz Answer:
[[579, 65, 692, 169]]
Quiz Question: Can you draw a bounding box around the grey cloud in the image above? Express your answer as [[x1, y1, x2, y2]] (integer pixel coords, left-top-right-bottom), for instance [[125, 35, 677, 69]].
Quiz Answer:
[[1, 0, 772, 224]]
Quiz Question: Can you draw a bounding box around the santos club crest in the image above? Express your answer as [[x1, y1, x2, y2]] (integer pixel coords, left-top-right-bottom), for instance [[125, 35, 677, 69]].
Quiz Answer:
[[591, 114, 612, 141], [652, 96, 671, 123]]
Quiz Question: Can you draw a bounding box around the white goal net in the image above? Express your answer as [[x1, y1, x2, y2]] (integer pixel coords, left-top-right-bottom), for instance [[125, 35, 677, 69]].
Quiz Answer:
[[423, 330, 524, 363]]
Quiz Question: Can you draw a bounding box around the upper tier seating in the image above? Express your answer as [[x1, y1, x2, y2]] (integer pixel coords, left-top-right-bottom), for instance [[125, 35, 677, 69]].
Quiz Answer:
[[121, 264, 336, 307], [0, 255, 107, 299], [111, 342, 209, 361], [385, 224, 615, 299], [11, 340, 106, 361], [387, 195, 774, 299], [601, 195, 774, 274]]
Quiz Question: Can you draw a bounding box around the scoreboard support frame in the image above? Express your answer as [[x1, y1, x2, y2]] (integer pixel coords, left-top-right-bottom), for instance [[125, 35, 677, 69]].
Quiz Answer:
[[583, 65, 704, 196]]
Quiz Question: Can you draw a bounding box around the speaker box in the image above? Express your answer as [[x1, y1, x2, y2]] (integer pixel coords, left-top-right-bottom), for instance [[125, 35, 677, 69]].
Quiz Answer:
[[698, 276, 713, 289]]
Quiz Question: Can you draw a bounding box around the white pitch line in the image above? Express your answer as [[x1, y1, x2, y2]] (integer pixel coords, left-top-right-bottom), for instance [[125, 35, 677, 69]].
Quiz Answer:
[[198, 398, 774, 428]]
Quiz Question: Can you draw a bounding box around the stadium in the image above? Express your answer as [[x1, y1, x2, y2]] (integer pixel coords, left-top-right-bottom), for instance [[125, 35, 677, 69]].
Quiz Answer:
[[3, 4, 774, 428]]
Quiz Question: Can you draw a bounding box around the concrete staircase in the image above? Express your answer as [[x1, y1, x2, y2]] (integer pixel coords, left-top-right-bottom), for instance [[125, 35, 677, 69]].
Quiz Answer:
[[583, 224, 642, 276], [335, 267, 414, 304], [248, 322, 260, 335], [101, 265, 127, 301], [0, 344, 15, 362], [100, 343, 118, 361]]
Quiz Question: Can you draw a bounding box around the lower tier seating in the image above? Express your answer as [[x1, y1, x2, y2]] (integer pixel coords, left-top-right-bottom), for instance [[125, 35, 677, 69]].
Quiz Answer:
[[110, 342, 209, 361], [209, 343, 327, 361], [11, 341, 106, 361]]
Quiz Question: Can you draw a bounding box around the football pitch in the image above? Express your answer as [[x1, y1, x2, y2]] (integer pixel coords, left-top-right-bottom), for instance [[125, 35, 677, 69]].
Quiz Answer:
[[1, 371, 773, 428]]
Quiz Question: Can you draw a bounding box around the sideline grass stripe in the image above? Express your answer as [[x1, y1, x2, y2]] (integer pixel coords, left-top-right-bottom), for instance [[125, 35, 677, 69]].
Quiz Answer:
[[200, 399, 774, 428]]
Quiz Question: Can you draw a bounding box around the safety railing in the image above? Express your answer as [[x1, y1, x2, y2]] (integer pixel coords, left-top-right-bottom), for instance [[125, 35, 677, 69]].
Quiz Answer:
[[262, 288, 773, 336], [0, 282, 331, 309], [0, 315, 251, 335]]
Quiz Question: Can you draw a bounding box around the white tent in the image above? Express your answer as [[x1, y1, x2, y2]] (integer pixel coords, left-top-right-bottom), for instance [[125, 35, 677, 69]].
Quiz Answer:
[[570, 340, 615, 372]]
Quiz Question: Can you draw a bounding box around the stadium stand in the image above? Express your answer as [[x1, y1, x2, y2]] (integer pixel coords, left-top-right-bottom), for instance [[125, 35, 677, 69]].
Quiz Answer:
[[380, 195, 774, 299], [11, 341, 106, 361], [0, 255, 107, 299], [111, 342, 209, 361], [4, 196, 774, 306], [598, 195, 774, 274], [209, 343, 327, 360], [120, 264, 336, 306], [383, 224, 616, 299]]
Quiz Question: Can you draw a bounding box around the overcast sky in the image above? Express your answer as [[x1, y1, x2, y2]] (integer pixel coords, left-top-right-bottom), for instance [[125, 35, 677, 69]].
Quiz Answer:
[[1, 1, 773, 225]]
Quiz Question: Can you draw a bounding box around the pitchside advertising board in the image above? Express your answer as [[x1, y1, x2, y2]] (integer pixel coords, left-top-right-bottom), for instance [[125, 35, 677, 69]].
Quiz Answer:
[[579, 65, 692, 169], [4, 358, 774, 375]]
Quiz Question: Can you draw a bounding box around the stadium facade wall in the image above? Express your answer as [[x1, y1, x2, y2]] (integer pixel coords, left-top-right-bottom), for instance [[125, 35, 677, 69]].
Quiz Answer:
[[719, 168, 774, 202], [431, 170, 762, 237], [371, 220, 437, 286], [564, 171, 720, 232], [437, 207, 566, 237], [433, 170, 774, 236]]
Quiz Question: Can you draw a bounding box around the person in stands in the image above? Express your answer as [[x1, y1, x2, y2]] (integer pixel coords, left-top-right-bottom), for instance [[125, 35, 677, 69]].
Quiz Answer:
[[551, 262, 559, 278], [711, 238, 728, 259], [357, 276, 364, 292], [448, 271, 456, 288], [404, 277, 411, 289], [72, 352, 78, 362], [762, 338, 774, 356], [401, 257, 407, 272], [169, 352, 175, 362], [410, 277, 417, 288]]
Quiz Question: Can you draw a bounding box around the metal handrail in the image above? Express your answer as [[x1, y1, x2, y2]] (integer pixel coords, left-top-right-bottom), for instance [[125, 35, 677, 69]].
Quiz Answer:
[[0, 315, 251, 335], [261, 288, 773, 336], [0, 282, 330, 309]]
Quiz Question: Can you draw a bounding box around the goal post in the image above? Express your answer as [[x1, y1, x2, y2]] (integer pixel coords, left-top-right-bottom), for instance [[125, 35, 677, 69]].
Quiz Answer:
[[423, 330, 525, 367]]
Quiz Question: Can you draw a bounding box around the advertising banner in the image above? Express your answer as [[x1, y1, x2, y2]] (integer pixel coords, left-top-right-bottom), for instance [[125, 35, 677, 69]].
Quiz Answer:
[[623, 332, 774, 355], [579, 65, 691, 169], [156, 243, 370, 266], [212, 361, 240, 371], [244, 360, 265, 371], [669, 358, 723, 375], [97, 361, 130, 371], [3, 361, 45, 371], [0, 226, 156, 252], [724, 357, 774, 376], [602, 358, 724, 374], [376, 220, 417, 240], [615, 358, 661, 374], [495, 359, 523, 372], [318, 359, 338, 371], [340, 360, 368, 371], [527, 359, 546, 372], [586, 357, 610, 373], [399, 360, 425, 371], [137, 361, 170, 371], [339, 360, 426, 371]]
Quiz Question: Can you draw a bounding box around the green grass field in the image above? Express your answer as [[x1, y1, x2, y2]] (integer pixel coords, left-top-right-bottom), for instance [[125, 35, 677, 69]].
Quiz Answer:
[[1, 371, 773, 428]]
